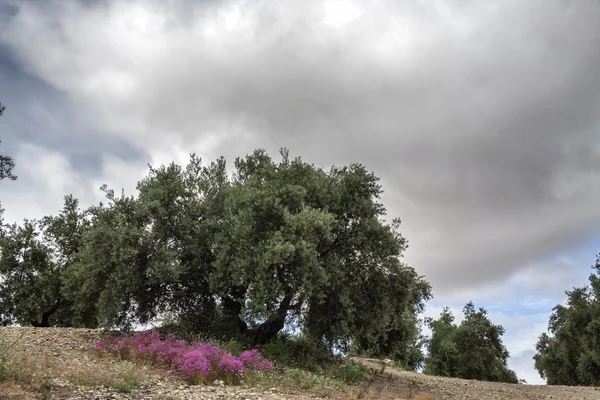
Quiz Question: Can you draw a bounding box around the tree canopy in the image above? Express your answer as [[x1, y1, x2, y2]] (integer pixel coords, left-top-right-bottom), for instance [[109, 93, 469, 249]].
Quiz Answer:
[[533, 255, 600, 386], [0, 148, 432, 368], [424, 302, 518, 384]]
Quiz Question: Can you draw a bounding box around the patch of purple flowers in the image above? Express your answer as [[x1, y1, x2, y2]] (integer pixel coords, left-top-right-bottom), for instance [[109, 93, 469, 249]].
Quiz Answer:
[[93, 330, 274, 384]]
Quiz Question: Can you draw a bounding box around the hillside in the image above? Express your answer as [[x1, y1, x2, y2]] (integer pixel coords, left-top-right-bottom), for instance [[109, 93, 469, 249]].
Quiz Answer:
[[1, 327, 599, 400]]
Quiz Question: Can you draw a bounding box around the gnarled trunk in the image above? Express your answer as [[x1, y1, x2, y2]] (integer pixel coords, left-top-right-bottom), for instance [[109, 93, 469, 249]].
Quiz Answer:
[[245, 293, 296, 345], [31, 299, 61, 327]]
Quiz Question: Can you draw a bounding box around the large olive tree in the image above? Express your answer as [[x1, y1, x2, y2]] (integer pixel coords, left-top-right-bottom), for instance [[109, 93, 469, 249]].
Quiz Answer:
[[1, 148, 431, 367]]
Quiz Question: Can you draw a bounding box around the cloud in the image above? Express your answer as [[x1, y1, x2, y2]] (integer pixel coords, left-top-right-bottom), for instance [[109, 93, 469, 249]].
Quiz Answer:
[[510, 256, 592, 297], [3, 0, 599, 295], [1, 143, 98, 222], [508, 349, 544, 385]]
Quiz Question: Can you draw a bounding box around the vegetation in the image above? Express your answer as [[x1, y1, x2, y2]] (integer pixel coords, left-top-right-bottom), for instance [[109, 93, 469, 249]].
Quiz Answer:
[[0, 102, 17, 181], [0, 101, 17, 327], [424, 302, 518, 383], [0, 329, 145, 397], [0, 148, 431, 369], [0, 332, 22, 381], [533, 254, 600, 386], [93, 329, 274, 384]]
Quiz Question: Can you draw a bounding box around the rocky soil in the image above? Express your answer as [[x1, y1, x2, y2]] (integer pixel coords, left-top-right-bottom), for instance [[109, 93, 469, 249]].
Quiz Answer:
[[2, 327, 600, 400], [0, 327, 325, 400], [353, 358, 600, 400]]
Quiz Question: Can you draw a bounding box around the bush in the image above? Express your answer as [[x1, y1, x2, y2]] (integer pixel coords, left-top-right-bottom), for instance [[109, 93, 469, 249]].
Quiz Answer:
[[258, 334, 334, 371], [331, 361, 366, 385], [222, 338, 245, 357], [93, 330, 274, 384]]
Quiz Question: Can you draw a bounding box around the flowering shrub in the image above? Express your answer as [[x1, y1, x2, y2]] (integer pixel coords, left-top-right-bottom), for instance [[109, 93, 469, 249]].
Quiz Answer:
[[93, 330, 274, 384]]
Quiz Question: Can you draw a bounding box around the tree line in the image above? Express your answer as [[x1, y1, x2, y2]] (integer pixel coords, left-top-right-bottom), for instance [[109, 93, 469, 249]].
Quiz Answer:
[[1, 101, 598, 385]]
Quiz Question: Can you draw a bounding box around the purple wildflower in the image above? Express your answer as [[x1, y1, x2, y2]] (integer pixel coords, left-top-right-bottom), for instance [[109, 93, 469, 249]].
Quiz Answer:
[[92, 330, 274, 384]]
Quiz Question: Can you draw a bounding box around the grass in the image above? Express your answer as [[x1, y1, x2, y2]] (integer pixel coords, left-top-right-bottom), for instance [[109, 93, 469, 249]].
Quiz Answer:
[[68, 360, 143, 393], [0, 331, 57, 399], [0, 328, 152, 399], [0, 330, 24, 382], [242, 360, 378, 398]]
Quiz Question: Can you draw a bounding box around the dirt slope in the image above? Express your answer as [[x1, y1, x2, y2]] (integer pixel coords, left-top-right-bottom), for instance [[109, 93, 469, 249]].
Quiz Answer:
[[352, 357, 600, 400], [2, 327, 600, 400], [0, 327, 321, 400]]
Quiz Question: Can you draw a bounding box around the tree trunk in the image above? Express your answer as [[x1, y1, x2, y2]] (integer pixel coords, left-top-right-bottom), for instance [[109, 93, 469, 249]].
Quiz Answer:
[[31, 299, 60, 328], [245, 293, 295, 345], [221, 285, 249, 334]]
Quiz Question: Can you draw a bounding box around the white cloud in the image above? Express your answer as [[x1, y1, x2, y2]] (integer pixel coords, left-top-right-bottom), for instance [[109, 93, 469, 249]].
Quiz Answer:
[[510, 257, 591, 296], [322, 0, 363, 27], [2, 143, 97, 223]]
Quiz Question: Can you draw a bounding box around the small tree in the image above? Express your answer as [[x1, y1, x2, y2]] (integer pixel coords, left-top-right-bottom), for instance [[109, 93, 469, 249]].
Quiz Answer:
[[424, 302, 519, 383]]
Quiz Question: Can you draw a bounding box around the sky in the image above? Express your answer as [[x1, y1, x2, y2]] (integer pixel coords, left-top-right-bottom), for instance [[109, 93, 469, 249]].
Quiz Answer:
[[1, 0, 600, 385]]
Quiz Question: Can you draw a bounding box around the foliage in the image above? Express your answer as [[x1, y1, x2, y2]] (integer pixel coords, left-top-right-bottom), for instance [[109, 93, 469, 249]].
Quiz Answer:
[[244, 361, 371, 399], [533, 254, 600, 386], [0, 102, 17, 181], [351, 310, 428, 371], [258, 333, 334, 371], [0, 141, 15, 181], [94, 329, 274, 384], [330, 361, 366, 385], [0, 148, 431, 366], [245, 367, 347, 398], [424, 302, 518, 383], [0, 196, 94, 327]]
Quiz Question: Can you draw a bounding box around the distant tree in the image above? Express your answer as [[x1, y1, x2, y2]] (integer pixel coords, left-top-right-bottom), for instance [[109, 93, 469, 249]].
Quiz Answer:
[[424, 302, 519, 383], [0, 102, 17, 181], [533, 255, 600, 386]]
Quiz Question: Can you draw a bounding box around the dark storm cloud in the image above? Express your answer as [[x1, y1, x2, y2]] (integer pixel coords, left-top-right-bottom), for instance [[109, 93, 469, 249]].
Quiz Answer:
[[1, 0, 599, 295]]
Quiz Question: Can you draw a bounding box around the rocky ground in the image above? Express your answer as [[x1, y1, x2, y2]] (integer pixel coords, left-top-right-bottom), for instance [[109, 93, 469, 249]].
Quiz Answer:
[[353, 358, 600, 400], [0, 327, 325, 400], [2, 327, 600, 400]]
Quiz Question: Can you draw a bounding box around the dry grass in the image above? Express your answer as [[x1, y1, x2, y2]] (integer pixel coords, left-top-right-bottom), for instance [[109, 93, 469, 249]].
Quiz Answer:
[[0, 328, 173, 399], [67, 359, 146, 393], [0, 380, 37, 399]]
